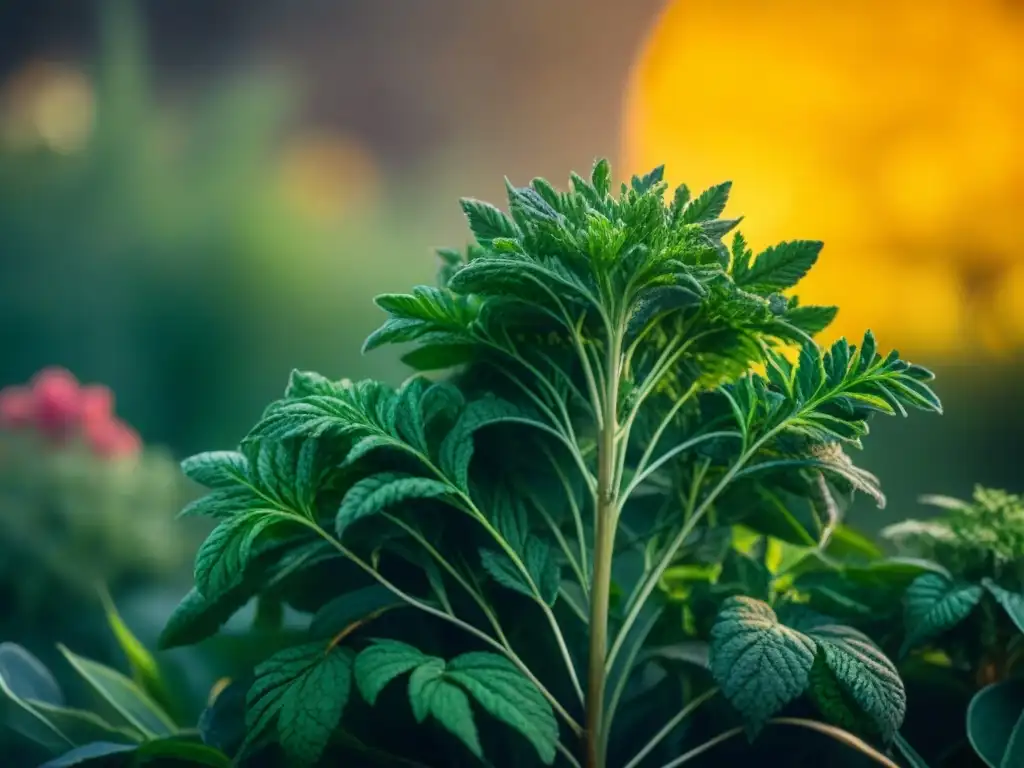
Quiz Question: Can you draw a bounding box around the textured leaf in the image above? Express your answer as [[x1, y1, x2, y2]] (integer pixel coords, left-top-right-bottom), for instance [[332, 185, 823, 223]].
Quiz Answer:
[[194, 513, 281, 598], [181, 451, 248, 489], [591, 158, 611, 196], [709, 597, 815, 734], [57, 646, 175, 739], [335, 473, 452, 539], [447, 652, 558, 765], [354, 640, 432, 705], [439, 396, 522, 490], [682, 181, 731, 223], [983, 580, 1024, 635], [805, 623, 905, 741], [902, 574, 983, 654], [460, 198, 520, 248], [243, 642, 353, 765], [738, 240, 822, 292]]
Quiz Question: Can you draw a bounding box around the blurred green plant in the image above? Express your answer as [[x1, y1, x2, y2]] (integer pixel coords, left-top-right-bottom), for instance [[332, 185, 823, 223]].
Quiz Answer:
[[0, 593, 230, 767], [0, 367, 196, 644], [0, 0, 406, 457]]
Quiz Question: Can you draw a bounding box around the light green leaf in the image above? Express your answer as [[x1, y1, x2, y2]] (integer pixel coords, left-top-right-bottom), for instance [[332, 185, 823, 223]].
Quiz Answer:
[[983, 580, 1024, 635], [805, 623, 905, 741], [98, 588, 168, 713], [967, 681, 1024, 768], [591, 158, 611, 196], [447, 652, 558, 765], [335, 473, 452, 539], [244, 642, 353, 766], [57, 645, 176, 739], [902, 574, 983, 655], [180, 451, 248, 489], [354, 640, 433, 705], [709, 596, 815, 735], [439, 396, 523, 491]]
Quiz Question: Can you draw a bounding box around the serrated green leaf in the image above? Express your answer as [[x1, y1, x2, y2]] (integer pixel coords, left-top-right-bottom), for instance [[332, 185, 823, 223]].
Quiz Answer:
[[709, 596, 815, 734], [194, 513, 282, 598], [805, 623, 905, 741], [177, 486, 266, 520], [57, 646, 175, 739], [447, 652, 558, 765], [439, 396, 522, 490], [335, 473, 452, 539], [479, 538, 560, 605], [902, 573, 984, 655], [285, 370, 341, 399], [354, 640, 433, 706], [460, 198, 520, 248], [983, 580, 1024, 635], [180, 451, 248, 489], [408, 660, 482, 757], [682, 181, 731, 224], [243, 642, 353, 766], [591, 158, 611, 196], [738, 240, 822, 293], [783, 305, 838, 336], [631, 165, 665, 194]]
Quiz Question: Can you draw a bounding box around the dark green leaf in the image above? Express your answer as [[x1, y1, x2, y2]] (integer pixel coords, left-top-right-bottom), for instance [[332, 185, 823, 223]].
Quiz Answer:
[[983, 580, 1024, 635], [243, 642, 353, 766], [39, 742, 137, 768], [709, 596, 815, 734], [682, 181, 731, 224], [439, 396, 522, 491], [180, 451, 248, 489], [335, 473, 452, 539], [309, 587, 401, 639], [447, 652, 558, 765], [967, 681, 1024, 768], [902, 574, 983, 655], [354, 640, 432, 705], [134, 738, 231, 766], [460, 198, 520, 248], [408, 660, 482, 758], [480, 538, 560, 605], [738, 240, 822, 293]]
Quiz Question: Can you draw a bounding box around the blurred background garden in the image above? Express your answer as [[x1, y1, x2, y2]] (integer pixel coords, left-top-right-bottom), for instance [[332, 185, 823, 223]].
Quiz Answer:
[[0, 0, 1021, 758]]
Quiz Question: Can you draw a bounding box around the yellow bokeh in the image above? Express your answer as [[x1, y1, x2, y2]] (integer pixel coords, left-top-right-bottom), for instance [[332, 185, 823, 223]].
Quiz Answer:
[[622, 0, 1024, 359]]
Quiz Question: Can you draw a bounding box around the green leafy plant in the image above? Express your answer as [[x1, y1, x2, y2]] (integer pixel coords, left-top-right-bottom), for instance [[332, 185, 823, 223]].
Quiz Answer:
[[1, 594, 229, 767], [160, 160, 942, 767], [879, 488, 1024, 767]]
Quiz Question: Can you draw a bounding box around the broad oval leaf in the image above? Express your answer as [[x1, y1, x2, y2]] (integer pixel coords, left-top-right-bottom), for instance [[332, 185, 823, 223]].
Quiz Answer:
[[709, 596, 815, 735], [983, 580, 1024, 636], [967, 681, 1024, 768]]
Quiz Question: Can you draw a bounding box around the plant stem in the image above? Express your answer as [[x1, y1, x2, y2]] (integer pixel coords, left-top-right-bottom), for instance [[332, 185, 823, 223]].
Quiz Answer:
[[584, 331, 622, 768], [622, 687, 718, 768]]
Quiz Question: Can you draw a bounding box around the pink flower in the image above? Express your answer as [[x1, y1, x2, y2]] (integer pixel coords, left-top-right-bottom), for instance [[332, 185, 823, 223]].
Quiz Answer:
[[0, 386, 35, 427], [31, 367, 82, 439], [84, 417, 141, 458]]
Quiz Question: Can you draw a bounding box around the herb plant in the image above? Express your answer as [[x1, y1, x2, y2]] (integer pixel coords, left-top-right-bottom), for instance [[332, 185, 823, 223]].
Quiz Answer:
[[159, 160, 943, 767]]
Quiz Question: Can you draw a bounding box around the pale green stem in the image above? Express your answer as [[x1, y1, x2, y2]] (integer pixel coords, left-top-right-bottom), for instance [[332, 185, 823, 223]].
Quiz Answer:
[[600, 607, 664, 756], [531, 495, 589, 592], [622, 687, 719, 768], [656, 719, 903, 768], [559, 587, 589, 625]]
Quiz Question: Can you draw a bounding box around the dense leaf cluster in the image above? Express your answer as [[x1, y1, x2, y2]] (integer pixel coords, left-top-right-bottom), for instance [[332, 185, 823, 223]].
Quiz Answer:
[[152, 161, 948, 766]]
